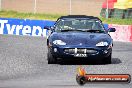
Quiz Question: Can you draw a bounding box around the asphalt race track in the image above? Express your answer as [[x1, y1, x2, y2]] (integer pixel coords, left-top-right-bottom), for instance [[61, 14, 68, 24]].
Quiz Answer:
[[0, 35, 132, 88]]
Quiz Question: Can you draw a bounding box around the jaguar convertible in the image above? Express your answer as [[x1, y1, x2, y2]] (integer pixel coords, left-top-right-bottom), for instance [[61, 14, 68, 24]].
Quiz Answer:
[[45, 15, 116, 64]]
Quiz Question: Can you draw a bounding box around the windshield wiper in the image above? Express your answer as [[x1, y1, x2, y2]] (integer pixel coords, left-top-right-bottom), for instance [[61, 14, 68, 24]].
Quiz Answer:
[[85, 29, 105, 33], [60, 29, 105, 33], [60, 29, 74, 32], [61, 29, 84, 32]]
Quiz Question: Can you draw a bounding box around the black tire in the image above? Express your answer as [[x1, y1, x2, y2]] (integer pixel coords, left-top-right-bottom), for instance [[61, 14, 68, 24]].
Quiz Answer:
[[47, 51, 57, 64], [103, 53, 112, 64], [76, 75, 86, 86]]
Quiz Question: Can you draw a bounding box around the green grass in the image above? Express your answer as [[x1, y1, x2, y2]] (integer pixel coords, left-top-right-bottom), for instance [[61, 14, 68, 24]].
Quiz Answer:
[[100, 17, 132, 25], [0, 10, 61, 21], [0, 10, 132, 25]]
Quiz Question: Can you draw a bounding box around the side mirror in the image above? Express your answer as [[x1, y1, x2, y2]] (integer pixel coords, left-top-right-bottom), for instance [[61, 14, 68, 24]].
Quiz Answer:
[[44, 26, 51, 30], [108, 28, 116, 32]]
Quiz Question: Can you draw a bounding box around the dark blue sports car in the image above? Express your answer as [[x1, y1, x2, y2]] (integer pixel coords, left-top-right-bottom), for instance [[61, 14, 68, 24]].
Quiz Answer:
[[45, 15, 116, 64]]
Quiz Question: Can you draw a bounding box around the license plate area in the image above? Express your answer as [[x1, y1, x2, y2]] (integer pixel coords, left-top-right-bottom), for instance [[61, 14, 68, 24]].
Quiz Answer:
[[74, 54, 87, 57]]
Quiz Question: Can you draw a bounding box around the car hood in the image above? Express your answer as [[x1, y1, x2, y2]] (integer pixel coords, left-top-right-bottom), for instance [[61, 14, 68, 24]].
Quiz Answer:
[[50, 32, 112, 46]]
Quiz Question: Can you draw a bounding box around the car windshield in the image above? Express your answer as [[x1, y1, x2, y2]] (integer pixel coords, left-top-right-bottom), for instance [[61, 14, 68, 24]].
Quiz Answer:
[[54, 19, 105, 33]]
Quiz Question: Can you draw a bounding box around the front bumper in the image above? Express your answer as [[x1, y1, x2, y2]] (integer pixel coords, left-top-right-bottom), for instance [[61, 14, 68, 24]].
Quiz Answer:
[[48, 45, 112, 60]]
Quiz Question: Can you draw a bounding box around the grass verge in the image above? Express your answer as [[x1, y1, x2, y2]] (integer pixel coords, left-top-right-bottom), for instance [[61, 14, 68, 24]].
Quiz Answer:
[[0, 10, 132, 25], [0, 10, 61, 21], [100, 17, 132, 25]]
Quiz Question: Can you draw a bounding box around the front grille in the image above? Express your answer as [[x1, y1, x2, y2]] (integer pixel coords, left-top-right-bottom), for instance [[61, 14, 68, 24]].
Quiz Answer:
[[64, 49, 75, 54], [64, 48, 97, 54], [77, 49, 85, 54], [86, 50, 97, 54]]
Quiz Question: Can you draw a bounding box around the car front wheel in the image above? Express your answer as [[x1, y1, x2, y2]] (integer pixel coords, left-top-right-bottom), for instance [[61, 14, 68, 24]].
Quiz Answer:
[[103, 53, 112, 64], [47, 50, 57, 64]]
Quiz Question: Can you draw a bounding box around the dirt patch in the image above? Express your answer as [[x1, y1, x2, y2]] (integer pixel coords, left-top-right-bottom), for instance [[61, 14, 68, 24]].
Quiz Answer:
[[2, 0, 105, 16]]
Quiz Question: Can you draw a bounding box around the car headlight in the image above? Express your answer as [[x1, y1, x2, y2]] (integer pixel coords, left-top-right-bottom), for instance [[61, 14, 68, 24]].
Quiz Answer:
[[96, 41, 108, 46], [53, 40, 66, 45]]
